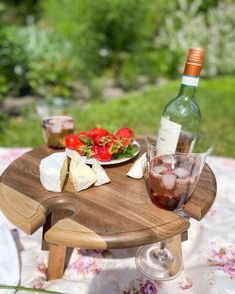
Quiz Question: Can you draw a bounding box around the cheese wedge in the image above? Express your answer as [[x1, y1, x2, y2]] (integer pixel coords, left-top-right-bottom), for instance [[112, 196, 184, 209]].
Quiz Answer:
[[92, 159, 111, 186], [39, 152, 68, 192], [70, 152, 97, 191], [127, 152, 147, 179]]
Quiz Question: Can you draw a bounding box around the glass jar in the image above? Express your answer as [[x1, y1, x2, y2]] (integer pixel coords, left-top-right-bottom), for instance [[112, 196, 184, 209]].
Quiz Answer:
[[42, 116, 74, 149]]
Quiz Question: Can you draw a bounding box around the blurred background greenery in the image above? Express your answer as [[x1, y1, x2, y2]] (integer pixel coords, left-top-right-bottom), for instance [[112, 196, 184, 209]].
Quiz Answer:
[[0, 0, 234, 157]]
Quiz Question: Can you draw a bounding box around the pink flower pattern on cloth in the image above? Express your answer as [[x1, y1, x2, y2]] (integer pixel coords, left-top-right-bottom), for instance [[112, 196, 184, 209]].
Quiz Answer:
[[0, 149, 235, 293]]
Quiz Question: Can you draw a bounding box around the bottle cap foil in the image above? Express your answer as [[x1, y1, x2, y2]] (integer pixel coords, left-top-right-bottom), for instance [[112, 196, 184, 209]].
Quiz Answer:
[[183, 48, 205, 76]]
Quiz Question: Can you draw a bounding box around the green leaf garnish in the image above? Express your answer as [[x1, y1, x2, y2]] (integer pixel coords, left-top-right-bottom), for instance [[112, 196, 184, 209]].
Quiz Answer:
[[79, 135, 94, 146], [112, 144, 138, 160]]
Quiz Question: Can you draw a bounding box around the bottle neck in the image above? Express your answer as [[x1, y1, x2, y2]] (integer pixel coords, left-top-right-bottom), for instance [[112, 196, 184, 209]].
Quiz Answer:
[[178, 75, 199, 99]]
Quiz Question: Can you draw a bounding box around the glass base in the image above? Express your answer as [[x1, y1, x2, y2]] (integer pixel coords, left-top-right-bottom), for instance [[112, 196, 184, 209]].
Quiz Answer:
[[135, 243, 183, 281]]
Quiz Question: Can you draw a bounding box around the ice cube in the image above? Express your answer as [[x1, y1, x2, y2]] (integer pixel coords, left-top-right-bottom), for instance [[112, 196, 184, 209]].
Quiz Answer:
[[174, 167, 190, 179], [176, 177, 190, 185], [175, 178, 190, 197], [161, 173, 176, 190], [151, 165, 168, 177], [161, 155, 176, 167]]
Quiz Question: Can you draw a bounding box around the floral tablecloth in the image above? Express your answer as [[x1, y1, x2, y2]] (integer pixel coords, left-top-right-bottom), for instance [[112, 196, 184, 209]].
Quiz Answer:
[[0, 148, 235, 294]]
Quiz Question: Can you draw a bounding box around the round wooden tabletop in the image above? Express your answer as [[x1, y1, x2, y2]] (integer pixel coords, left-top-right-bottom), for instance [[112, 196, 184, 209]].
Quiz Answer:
[[0, 140, 216, 249]]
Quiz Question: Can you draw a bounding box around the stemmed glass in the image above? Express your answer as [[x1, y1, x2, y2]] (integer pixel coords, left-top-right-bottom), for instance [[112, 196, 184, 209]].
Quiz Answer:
[[135, 141, 212, 280]]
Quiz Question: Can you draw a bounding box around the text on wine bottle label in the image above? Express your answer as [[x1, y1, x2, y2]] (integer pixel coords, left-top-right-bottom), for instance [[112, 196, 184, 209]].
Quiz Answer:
[[156, 117, 181, 155]]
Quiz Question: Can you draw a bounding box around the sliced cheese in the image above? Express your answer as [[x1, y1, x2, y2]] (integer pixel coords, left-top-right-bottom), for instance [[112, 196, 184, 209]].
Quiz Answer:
[[39, 152, 68, 192], [70, 152, 97, 192], [127, 152, 147, 179], [92, 159, 111, 186]]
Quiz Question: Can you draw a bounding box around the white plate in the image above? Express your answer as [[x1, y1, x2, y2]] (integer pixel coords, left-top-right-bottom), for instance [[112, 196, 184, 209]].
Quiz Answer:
[[66, 140, 140, 165]]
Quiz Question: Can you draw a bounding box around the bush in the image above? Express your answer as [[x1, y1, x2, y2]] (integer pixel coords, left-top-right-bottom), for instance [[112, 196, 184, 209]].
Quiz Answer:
[[206, 1, 235, 76], [0, 32, 29, 98], [155, 0, 235, 77], [117, 49, 163, 89], [1, 0, 40, 25], [41, 0, 174, 88], [6, 24, 80, 99], [0, 2, 29, 100]]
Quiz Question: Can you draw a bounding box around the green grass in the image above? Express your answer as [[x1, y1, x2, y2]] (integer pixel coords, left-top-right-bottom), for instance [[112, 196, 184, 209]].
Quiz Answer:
[[1, 76, 235, 157]]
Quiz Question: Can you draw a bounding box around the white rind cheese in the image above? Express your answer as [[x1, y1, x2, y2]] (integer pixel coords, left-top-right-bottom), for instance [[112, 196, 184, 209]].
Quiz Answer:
[[39, 152, 68, 192], [127, 152, 147, 179], [92, 159, 111, 186], [70, 152, 97, 192]]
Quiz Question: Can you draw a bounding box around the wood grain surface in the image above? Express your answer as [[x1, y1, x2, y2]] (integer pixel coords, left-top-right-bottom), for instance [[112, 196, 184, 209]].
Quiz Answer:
[[0, 139, 216, 249]]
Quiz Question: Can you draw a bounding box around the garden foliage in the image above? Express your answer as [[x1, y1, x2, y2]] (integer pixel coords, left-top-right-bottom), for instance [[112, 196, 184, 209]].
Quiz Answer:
[[6, 25, 78, 98], [41, 0, 174, 89], [0, 0, 235, 101], [0, 3, 28, 101], [155, 0, 235, 77]]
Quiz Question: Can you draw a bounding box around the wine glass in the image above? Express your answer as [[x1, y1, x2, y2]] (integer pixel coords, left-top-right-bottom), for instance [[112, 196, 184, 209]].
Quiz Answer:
[[135, 142, 212, 280]]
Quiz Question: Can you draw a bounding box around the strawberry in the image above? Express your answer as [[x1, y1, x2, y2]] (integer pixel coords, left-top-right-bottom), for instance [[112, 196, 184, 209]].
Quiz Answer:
[[106, 134, 123, 154], [96, 146, 112, 162], [74, 139, 86, 155], [108, 134, 117, 144], [116, 128, 134, 150], [90, 145, 99, 158], [89, 127, 109, 147], [77, 131, 89, 138], [116, 127, 134, 139], [92, 134, 109, 146], [120, 137, 132, 148], [64, 134, 80, 150], [89, 127, 109, 137]]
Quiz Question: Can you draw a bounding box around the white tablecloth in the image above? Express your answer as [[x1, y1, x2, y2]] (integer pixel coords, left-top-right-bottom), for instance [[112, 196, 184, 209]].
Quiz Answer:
[[0, 148, 235, 294]]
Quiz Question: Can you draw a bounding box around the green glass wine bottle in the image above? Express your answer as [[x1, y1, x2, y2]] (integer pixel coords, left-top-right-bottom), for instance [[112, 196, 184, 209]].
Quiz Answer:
[[156, 47, 205, 155]]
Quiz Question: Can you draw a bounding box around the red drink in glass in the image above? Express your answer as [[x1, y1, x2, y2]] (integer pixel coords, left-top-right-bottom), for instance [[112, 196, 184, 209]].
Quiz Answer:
[[148, 154, 200, 211]]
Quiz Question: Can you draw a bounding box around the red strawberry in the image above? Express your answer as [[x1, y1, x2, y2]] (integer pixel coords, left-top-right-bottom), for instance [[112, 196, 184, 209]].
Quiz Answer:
[[92, 134, 109, 146], [74, 139, 86, 155], [96, 146, 112, 162], [120, 137, 132, 148], [116, 127, 134, 139], [77, 131, 89, 138], [116, 128, 134, 150], [64, 134, 80, 150], [89, 127, 109, 137], [106, 134, 122, 154], [91, 145, 99, 158], [108, 134, 117, 144], [89, 128, 109, 147]]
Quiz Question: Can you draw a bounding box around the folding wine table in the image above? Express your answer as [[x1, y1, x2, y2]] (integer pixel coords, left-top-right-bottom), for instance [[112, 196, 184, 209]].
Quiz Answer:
[[0, 139, 216, 280]]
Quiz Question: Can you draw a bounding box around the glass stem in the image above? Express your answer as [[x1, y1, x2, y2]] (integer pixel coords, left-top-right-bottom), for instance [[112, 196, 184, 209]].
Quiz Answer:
[[159, 240, 167, 250], [153, 240, 169, 261]]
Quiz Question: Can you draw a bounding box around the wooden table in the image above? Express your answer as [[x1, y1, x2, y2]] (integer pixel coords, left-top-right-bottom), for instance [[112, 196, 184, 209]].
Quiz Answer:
[[0, 140, 217, 280]]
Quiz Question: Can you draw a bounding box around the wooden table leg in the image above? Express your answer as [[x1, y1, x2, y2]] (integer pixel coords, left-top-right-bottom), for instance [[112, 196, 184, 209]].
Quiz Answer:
[[42, 214, 52, 250], [47, 243, 67, 280], [42, 209, 74, 251], [181, 230, 188, 242]]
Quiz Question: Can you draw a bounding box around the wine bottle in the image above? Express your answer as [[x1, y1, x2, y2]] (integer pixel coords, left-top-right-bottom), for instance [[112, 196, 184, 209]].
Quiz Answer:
[[156, 47, 205, 155]]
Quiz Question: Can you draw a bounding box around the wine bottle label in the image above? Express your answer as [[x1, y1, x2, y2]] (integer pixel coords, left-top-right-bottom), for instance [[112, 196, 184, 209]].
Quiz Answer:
[[181, 75, 199, 87], [156, 117, 181, 155]]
